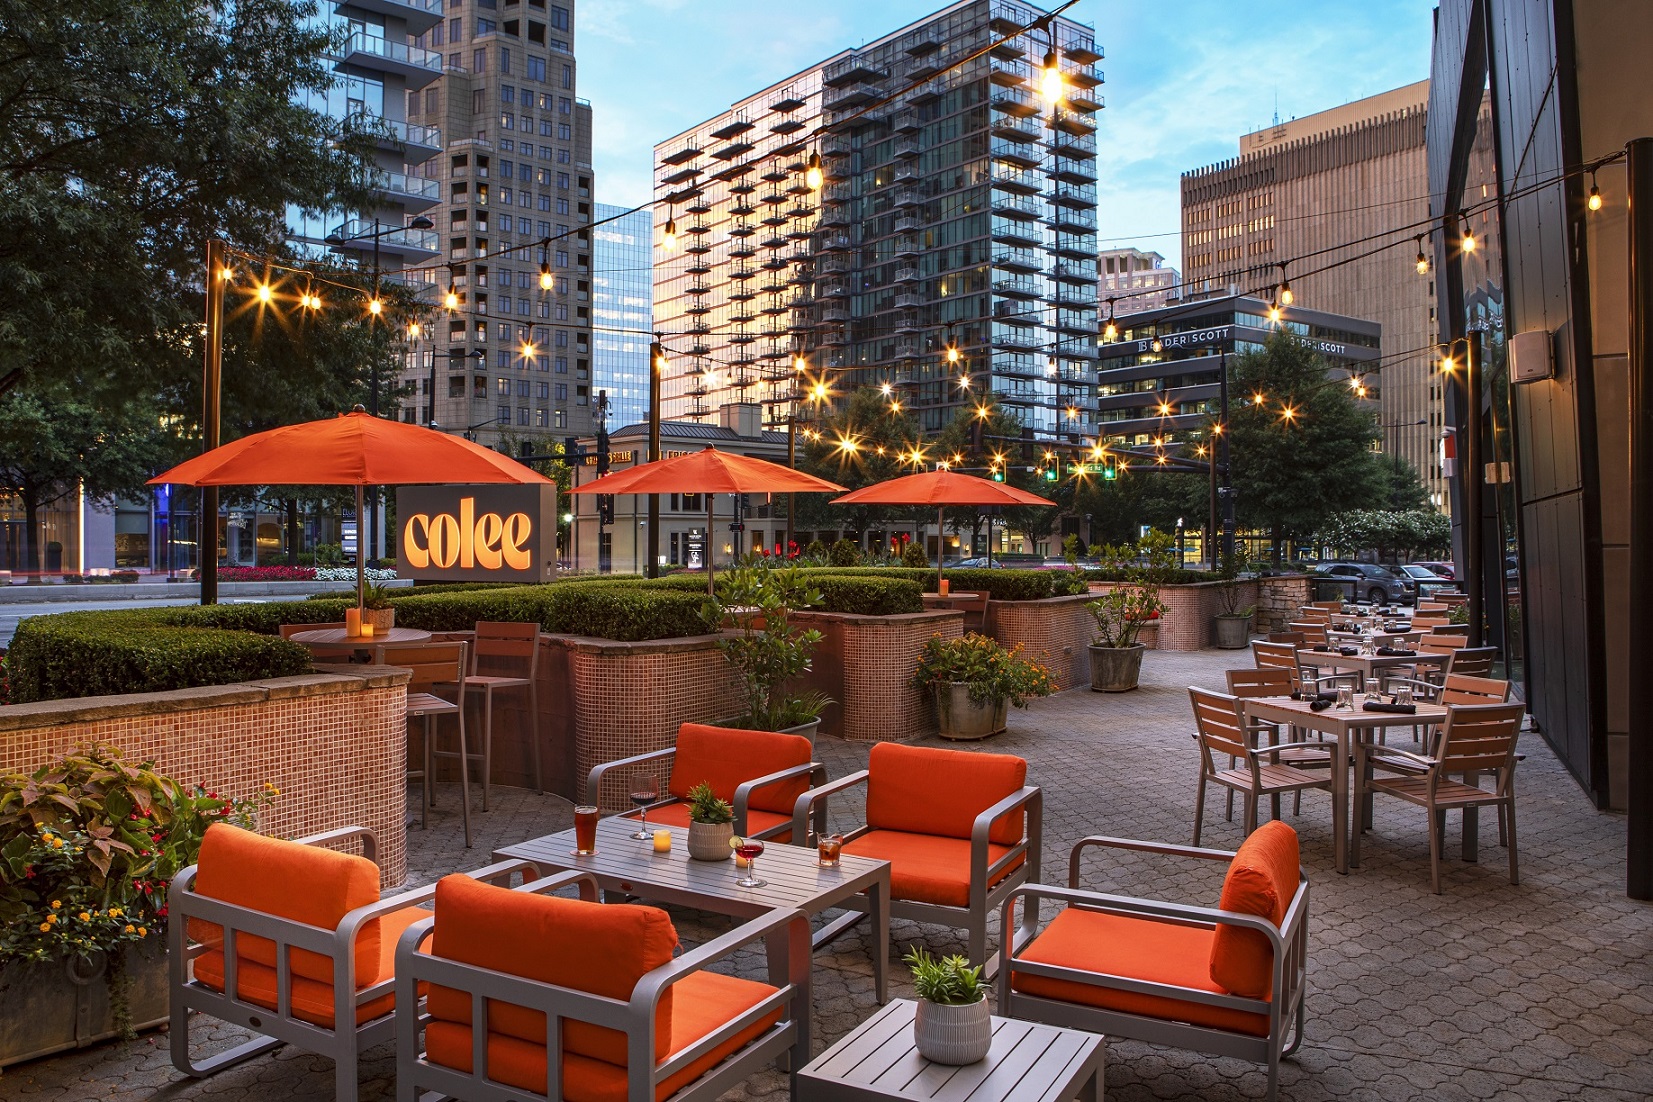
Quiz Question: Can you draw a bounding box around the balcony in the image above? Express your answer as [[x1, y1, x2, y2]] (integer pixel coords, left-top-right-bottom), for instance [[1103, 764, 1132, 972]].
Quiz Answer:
[[993, 332, 1042, 353], [893, 213, 923, 233], [993, 276, 1044, 300], [893, 187, 925, 209], [990, 85, 1039, 118], [1067, 89, 1103, 113], [1065, 62, 1105, 89], [728, 288, 757, 302], [989, 57, 1031, 87], [895, 291, 923, 309], [894, 311, 924, 334], [993, 144, 1042, 170], [1052, 133, 1097, 160], [327, 218, 440, 258], [357, 115, 441, 161], [825, 82, 883, 112], [730, 267, 755, 281], [992, 248, 1041, 274], [729, 242, 758, 258], [892, 235, 922, 258], [686, 284, 711, 296], [335, 0, 442, 36], [1051, 184, 1097, 210], [824, 58, 886, 86], [368, 169, 440, 209], [993, 300, 1038, 325], [338, 31, 443, 88], [893, 266, 921, 284], [821, 305, 850, 323], [891, 109, 920, 133], [991, 117, 1043, 144], [685, 259, 712, 275], [1055, 238, 1096, 260], [992, 193, 1043, 221], [1053, 112, 1097, 137], [1053, 162, 1098, 185], [1053, 261, 1098, 284], [893, 137, 922, 160], [991, 221, 1042, 249], [1052, 207, 1097, 234]]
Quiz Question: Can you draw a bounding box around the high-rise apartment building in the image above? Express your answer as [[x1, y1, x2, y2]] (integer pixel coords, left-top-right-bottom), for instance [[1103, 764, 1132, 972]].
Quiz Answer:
[[1099, 247, 1180, 312], [1179, 82, 1443, 507], [591, 203, 653, 430], [392, 2, 596, 447], [652, 0, 1103, 438]]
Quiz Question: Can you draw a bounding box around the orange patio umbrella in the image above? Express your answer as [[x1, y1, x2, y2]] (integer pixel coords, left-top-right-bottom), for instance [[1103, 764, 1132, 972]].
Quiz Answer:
[[149, 410, 552, 608], [832, 469, 1056, 587], [568, 446, 846, 592]]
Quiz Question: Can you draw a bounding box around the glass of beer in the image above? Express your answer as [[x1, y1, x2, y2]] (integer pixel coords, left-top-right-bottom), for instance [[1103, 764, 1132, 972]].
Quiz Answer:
[[571, 805, 599, 856], [817, 832, 844, 868]]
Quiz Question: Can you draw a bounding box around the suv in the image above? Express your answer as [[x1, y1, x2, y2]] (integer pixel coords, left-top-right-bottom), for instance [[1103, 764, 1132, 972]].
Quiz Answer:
[[1315, 562, 1417, 604]]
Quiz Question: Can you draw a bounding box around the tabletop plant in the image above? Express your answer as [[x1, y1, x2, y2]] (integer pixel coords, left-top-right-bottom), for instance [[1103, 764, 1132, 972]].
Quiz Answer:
[[361, 581, 396, 610], [684, 781, 735, 862], [911, 632, 1055, 708], [905, 946, 989, 1005], [710, 560, 831, 730], [906, 945, 993, 1064]]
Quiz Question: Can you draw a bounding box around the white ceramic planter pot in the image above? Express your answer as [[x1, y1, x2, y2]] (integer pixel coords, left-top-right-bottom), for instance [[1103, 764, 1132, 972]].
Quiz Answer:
[[687, 820, 733, 861], [914, 996, 992, 1065], [934, 683, 1008, 740]]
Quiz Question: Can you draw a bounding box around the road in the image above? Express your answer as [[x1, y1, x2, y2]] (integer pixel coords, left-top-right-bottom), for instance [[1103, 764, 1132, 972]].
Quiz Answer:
[[0, 597, 254, 648]]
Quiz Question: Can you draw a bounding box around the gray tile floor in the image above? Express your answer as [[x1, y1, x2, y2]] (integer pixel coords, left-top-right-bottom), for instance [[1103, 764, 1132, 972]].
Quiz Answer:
[[3, 648, 1649, 1102]]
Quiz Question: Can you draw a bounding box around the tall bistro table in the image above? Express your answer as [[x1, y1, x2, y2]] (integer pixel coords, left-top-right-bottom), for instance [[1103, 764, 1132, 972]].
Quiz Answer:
[[495, 817, 892, 1002], [1240, 695, 1450, 875], [288, 625, 432, 662], [797, 998, 1103, 1102]]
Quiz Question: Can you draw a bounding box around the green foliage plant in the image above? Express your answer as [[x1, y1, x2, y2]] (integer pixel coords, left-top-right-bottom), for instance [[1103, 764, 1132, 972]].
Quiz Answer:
[[685, 781, 733, 826], [901, 540, 930, 568], [711, 563, 828, 730], [904, 946, 989, 1005], [828, 538, 862, 567], [360, 581, 395, 610], [1085, 536, 1169, 649], [803, 539, 829, 561], [1216, 546, 1256, 618], [911, 632, 1056, 708]]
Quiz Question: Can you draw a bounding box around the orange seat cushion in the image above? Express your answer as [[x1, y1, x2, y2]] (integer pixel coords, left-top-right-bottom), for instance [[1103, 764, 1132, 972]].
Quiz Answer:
[[189, 823, 384, 986], [840, 829, 1021, 908], [1209, 820, 1300, 998], [628, 801, 793, 843], [865, 743, 1027, 844], [425, 970, 781, 1102], [427, 875, 678, 1066], [1012, 908, 1270, 1037], [666, 724, 813, 815], [193, 906, 425, 1029]]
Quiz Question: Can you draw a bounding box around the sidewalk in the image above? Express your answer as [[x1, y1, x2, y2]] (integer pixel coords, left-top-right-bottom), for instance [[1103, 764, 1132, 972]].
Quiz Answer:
[[0, 578, 412, 604]]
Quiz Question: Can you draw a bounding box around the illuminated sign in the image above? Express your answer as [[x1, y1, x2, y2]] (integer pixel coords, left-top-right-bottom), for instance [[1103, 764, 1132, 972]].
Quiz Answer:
[[396, 484, 558, 583]]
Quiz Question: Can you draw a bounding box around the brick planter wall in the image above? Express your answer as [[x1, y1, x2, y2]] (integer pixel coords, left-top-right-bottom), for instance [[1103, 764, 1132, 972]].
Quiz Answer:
[[983, 593, 1096, 691], [1255, 574, 1312, 631], [792, 610, 964, 743], [0, 669, 412, 887], [1089, 580, 1260, 651]]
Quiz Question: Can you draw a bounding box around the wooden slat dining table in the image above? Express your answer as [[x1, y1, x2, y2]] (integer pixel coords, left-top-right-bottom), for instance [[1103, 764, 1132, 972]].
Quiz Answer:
[[1240, 695, 1449, 875]]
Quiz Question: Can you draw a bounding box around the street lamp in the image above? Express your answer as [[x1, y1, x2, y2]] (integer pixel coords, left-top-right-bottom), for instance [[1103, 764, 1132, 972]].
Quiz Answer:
[[463, 416, 507, 442]]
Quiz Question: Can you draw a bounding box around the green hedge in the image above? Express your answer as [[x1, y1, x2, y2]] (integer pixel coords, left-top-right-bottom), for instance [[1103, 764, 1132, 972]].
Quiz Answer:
[[801, 575, 924, 616], [799, 566, 1089, 601], [5, 610, 313, 704], [1083, 567, 1212, 585]]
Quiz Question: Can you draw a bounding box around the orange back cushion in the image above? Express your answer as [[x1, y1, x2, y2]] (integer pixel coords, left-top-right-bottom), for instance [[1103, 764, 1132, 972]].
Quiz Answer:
[[1209, 820, 1300, 998], [427, 874, 679, 1067], [666, 724, 813, 814], [865, 743, 1028, 845], [189, 823, 383, 985]]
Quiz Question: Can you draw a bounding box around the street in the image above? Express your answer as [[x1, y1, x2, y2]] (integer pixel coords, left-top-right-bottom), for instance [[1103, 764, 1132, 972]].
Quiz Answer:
[[0, 596, 235, 649]]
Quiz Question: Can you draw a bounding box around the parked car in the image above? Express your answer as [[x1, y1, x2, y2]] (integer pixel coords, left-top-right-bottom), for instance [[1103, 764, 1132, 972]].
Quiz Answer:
[[1313, 562, 1417, 604], [1411, 560, 1455, 580]]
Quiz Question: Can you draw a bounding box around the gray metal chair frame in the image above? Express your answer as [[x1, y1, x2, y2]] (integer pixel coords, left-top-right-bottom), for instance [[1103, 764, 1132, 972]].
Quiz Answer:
[[459, 621, 544, 806], [386, 640, 471, 847], [393, 870, 812, 1102], [790, 771, 1042, 968], [587, 747, 826, 843], [998, 835, 1309, 1102], [1190, 687, 1332, 844], [167, 825, 532, 1102]]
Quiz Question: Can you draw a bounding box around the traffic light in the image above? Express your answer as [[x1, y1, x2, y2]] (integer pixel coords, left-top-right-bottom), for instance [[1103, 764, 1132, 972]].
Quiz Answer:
[[1043, 466, 1059, 483], [1102, 456, 1118, 481], [597, 494, 614, 524], [564, 435, 585, 464], [990, 467, 1006, 482]]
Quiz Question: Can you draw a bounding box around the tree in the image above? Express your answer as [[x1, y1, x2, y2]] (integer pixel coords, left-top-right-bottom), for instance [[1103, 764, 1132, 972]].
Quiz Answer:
[[794, 388, 923, 537], [1382, 456, 1432, 512], [1224, 331, 1389, 559]]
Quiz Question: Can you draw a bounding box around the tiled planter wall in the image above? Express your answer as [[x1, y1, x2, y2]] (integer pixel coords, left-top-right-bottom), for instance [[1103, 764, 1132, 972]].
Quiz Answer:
[[0, 670, 412, 887], [983, 594, 1096, 691], [1089, 581, 1254, 651], [792, 610, 964, 743]]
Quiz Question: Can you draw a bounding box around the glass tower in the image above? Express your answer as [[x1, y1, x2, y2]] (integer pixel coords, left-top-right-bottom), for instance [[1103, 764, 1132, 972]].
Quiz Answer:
[[592, 203, 653, 430]]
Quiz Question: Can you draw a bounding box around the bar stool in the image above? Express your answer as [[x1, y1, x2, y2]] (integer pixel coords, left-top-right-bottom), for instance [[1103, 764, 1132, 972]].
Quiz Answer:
[[459, 621, 542, 807], [383, 641, 472, 848]]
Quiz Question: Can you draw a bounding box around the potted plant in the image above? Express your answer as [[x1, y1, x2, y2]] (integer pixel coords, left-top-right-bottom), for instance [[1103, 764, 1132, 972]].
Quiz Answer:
[[360, 581, 396, 634], [684, 781, 734, 862], [905, 946, 992, 1065], [711, 561, 832, 740], [0, 746, 274, 1065], [911, 633, 1055, 740], [1213, 547, 1255, 650]]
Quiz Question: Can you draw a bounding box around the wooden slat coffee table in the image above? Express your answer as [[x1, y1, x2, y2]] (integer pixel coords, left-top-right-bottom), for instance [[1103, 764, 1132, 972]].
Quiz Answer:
[[797, 999, 1103, 1102], [495, 817, 892, 1001]]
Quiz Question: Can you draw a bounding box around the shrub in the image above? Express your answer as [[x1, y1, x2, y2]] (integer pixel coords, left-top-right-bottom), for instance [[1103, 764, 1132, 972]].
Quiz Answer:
[[214, 565, 317, 582], [803, 539, 828, 561], [543, 584, 714, 641], [711, 564, 824, 730], [828, 538, 861, 567], [806, 575, 924, 615], [911, 632, 1055, 707], [900, 541, 930, 568]]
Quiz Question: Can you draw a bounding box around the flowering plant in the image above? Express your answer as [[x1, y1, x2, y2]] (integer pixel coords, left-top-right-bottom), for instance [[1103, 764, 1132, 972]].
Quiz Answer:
[[0, 746, 275, 965], [911, 633, 1056, 708]]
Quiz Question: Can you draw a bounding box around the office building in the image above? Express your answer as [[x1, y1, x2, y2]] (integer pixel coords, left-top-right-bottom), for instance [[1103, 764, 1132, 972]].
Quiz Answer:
[[591, 203, 653, 430], [1180, 82, 1442, 506], [396, 2, 597, 448], [1099, 247, 1180, 312], [651, 0, 1103, 439], [1094, 295, 1380, 447]]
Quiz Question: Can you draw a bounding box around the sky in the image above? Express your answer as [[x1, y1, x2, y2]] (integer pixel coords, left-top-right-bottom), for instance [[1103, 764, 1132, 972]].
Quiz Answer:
[[578, 0, 1439, 271]]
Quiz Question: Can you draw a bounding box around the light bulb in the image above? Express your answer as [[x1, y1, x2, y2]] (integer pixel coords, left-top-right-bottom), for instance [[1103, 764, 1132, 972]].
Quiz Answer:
[[255, 283, 273, 304], [521, 342, 536, 358], [1279, 281, 1293, 306], [946, 345, 960, 364], [1039, 48, 1063, 106], [1151, 337, 1163, 353], [1267, 304, 1282, 323], [1103, 319, 1117, 341], [1588, 183, 1603, 211], [805, 152, 824, 191], [1046, 355, 1057, 376], [539, 262, 553, 289], [880, 382, 892, 395], [368, 297, 383, 315], [407, 321, 422, 339], [662, 217, 677, 251], [445, 282, 460, 311], [794, 355, 808, 372], [1416, 252, 1429, 274], [1462, 226, 1477, 252]]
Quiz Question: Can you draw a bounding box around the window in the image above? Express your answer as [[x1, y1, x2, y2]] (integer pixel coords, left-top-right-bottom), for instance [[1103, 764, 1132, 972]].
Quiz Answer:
[[555, 410, 567, 429], [538, 194, 551, 211], [536, 168, 550, 185], [540, 119, 553, 136], [559, 96, 571, 114], [556, 171, 569, 189], [476, 18, 495, 36], [425, 88, 440, 113], [555, 248, 568, 267], [555, 197, 569, 214], [499, 404, 511, 424], [554, 329, 568, 347], [499, 186, 512, 204], [538, 220, 551, 236], [562, 64, 572, 89], [448, 17, 462, 40], [518, 299, 531, 316], [557, 148, 570, 164], [431, 23, 444, 46], [536, 382, 550, 399], [555, 383, 568, 400], [500, 46, 511, 73], [558, 122, 571, 140], [499, 138, 513, 152], [550, 5, 570, 30], [501, 86, 515, 104], [496, 377, 510, 396], [515, 379, 530, 397], [500, 112, 513, 130], [555, 356, 568, 373], [473, 48, 486, 72], [526, 55, 546, 81], [519, 162, 531, 181], [539, 145, 553, 160]]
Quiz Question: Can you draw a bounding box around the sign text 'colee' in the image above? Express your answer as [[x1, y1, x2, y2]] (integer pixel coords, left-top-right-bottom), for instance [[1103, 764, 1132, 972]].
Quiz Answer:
[[396, 484, 558, 583]]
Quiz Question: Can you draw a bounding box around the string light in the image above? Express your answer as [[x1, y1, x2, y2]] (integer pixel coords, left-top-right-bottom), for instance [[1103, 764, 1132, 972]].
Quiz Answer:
[[1038, 27, 1063, 107], [1103, 299, 1118, 342], [1588, 172, 1603, 211], [1156, 399, 1172, 417], [1280, 404, 1298, 422], [794, 354, 808, 372], [805, 152, 824, 191], [1150, 327, 1163, 354], [1461, 214, 1477, 252], [1277, 264, 1293, 306], [255, 282, 274, 304], [539, 261, 553, 290], [1066, 405, 1079, 422], [662, 206, 678, 251], [520, 340, 536, 359], [956, 373, 971, 389], [1267, 302, 1283, 324], [1046, 353, 1057, 376], [811, 381, 830, 401], [889, 398, 903, 413], [974, 404, 992, 421], [407, 321, 421, 339], [367, 296, 382, 316], [445, 280, 460, 311], [1252, 392, 1267, 405], [1415, 236, 1430, 275]]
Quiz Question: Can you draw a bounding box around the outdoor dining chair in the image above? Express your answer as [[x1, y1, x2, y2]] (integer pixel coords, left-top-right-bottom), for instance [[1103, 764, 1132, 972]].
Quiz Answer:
[[168, 822, 533, 1102], [456, 620, 542, 805], [1224, 667, 1331, 820], [1268, 630, 1307, 645], [1353, 702, 1526, 893], [998, 821, 1309, 1102], [1444, 645, 1498, 677], [382, 640, 472, 848], [1189, 687, 1332, 844], [394, 870, 811, 1102], [790, 742, 1041, 968], [587, 723, 824, 843]]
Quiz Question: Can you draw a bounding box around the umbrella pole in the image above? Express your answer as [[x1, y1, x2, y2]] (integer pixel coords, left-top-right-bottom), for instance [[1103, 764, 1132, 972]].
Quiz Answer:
[[707, 495, 716, 597], [937, 505, 944, 593], [356, 483, 366, 614]]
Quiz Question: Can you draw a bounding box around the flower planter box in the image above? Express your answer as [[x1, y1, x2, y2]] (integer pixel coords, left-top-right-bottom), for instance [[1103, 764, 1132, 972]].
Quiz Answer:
[[790, 610, 965, 743], [933, 683, 1009, 740], [1088, 642, 1147, 691], [0, 939, 168, 1068]]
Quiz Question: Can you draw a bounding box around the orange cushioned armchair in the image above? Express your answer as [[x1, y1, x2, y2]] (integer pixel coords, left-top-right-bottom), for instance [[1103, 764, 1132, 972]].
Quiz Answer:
[[999, 821, 1309, 1102], [790, 742, 1041, 967], [586, 723, 825, 843], [169, 822, 533, 1102], [395, 870, 811, 1102]]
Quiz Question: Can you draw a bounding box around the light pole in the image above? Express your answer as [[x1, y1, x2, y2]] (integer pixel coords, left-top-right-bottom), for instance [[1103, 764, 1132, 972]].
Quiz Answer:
[[1382, 417, 1429, 508], [647, 339, 665, 578]]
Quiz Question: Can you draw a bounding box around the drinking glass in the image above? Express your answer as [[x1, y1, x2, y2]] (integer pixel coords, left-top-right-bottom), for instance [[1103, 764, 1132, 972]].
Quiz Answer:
[[817, 833, 844, 868], [1336, 685, 1353, 710], [734, 838, 767, 888], [628, 773, 659, 840], [572, 805, 599, 856], [1364, 677, 1381, 702], [1395, 683, 1414, 707]]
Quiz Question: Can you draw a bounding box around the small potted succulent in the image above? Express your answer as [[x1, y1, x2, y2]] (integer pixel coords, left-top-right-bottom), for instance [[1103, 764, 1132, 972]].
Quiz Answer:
[[684, 781, 734, 862], [911, 633, 1055, 740], [906, 946, 992, 1065], [360, 581, 396, 634]]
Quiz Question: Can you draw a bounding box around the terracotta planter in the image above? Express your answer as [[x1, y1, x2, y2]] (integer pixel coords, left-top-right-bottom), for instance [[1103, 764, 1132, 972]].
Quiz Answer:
[[914, 996, 992, 1064], [687, 820, 734, 861], [1213, 613, 1253, 649], [0, 939, 168, 1068], [933, 683, 1008, 740], [363, 606, 395, 634], [1089, 642, 1146, 692]]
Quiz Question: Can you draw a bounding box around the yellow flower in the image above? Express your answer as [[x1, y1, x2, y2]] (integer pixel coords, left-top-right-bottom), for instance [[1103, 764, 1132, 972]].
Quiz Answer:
[[124, 925, 135, 934], [137, 927, 147, 937], [109, 907, 122, 917], [38, 923, 50, 933], [50, 900, 61, 910], [78, 912, 90, 922], [46, 914, 56, 924], [46, 836, 63, 848]]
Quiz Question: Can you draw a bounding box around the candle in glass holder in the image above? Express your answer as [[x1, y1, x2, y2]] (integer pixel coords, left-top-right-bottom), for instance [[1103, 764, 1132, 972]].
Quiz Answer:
[[344, 608, 361, 637], [652, 829, 671, 853], [939, 578, 951, 597], [360, 621, 375, 638]]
